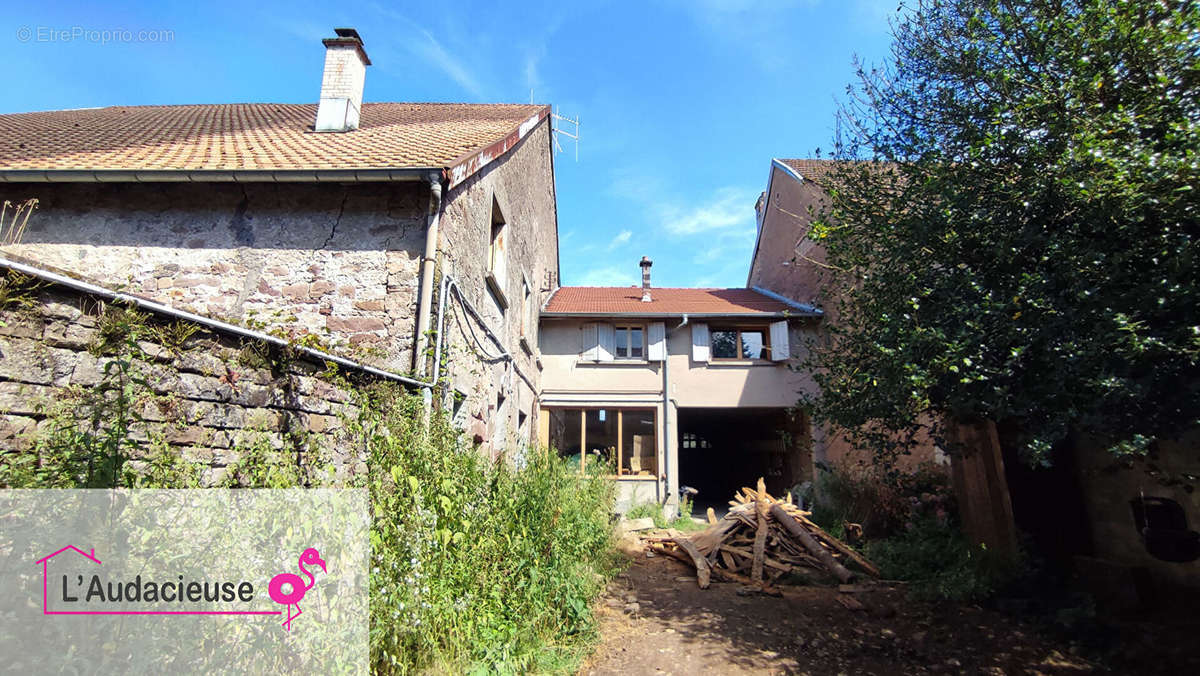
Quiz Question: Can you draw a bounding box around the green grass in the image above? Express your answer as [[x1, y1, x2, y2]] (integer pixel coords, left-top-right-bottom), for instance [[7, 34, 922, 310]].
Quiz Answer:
[[625, 496, 708, 532]]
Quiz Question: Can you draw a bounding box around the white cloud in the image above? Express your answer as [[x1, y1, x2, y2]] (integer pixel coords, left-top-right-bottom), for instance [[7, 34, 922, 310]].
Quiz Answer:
[[662, 187, 756, 236], [366, 4, 486, 100], [578, 265, 634, 287], [607, 229, 633, 251]]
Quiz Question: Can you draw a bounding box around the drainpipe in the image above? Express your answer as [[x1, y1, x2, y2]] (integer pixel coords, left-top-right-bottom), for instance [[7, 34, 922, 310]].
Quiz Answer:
[[663, 314, 688, 515], [414, 171, 443, 379]]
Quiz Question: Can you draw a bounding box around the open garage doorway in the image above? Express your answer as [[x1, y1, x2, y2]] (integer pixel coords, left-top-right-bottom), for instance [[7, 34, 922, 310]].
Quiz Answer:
[[677, 407, 811, 517]]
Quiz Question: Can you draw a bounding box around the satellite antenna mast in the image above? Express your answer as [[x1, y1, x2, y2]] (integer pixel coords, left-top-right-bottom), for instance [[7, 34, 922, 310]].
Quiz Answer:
[[551, 107, 580, 161]]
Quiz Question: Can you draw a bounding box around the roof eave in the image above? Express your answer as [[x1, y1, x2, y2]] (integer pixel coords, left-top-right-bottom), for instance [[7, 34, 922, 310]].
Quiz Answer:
[[539, 311, 819, 319], [444, 106, 551, 190], [0, 168, 437, 183]]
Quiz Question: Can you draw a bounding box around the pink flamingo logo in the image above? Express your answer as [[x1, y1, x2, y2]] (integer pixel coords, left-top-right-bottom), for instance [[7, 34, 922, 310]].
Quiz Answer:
[[268, 548, 326, 631]]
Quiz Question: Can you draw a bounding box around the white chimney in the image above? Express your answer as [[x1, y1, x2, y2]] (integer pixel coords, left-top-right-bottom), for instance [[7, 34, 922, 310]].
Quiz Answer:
[[315, 28, 371, 133], [639, 256, 653, 302]]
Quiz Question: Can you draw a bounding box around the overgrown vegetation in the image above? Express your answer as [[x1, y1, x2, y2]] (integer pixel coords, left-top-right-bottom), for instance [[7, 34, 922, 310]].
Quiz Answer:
[[806, 0, 1200, 466], [809, 460, 1022, 601], [0, 299, 619, 673], [868, 516, 1018, 602], [355, 384, 617, 673], [810, 460, 953, 538]]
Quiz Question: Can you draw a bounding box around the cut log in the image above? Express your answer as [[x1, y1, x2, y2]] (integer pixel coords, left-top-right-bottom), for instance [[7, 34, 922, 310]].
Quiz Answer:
[[706, 507, 718, 525], [770, 503, 856, 583], [673, 537, 711, 589]]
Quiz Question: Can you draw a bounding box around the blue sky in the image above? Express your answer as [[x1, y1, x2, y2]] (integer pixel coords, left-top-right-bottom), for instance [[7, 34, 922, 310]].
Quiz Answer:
[[0, 0, 896, 288]]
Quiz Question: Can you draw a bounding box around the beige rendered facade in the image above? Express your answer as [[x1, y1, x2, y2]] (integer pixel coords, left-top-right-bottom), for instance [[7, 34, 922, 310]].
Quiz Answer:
[[537, 280, 822, 512]]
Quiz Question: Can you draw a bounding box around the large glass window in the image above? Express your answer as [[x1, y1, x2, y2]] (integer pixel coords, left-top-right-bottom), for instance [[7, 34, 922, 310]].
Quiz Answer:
[[544, 407, 657, 476], [711, 327, 770, 360]]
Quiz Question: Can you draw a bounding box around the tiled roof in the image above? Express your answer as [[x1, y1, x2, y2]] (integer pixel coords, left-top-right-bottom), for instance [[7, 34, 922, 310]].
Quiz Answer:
[[543, 287, 800, 315], [0, 102, 546, 176], [779, 158, 839, 186]]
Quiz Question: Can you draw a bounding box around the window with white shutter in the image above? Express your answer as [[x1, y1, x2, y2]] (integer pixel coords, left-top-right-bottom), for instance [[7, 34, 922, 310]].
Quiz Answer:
[[647, 322, 666, 361], [769, 320, 790, 361], [691, 323, 710, 362]]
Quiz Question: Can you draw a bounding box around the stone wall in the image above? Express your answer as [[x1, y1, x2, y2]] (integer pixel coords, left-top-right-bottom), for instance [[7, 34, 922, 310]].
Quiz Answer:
[[1074, 434, 1200, 589], [0, 277, 381, 486], [1, 181, 428, 372], [436, 120, 559, 455]]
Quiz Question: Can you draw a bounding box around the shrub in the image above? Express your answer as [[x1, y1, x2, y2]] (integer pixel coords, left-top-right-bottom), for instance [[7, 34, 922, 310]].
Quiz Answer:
[[867, 517, 1019, 602], [810, 459, 953, 538]]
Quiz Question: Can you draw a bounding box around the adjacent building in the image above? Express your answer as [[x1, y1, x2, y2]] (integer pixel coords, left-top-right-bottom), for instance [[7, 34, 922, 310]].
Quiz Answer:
[[0, 29, 559, 456]]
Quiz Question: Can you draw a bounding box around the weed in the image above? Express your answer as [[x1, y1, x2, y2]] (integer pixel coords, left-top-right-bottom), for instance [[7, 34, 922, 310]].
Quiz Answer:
[[867, 517, 1021, 602]]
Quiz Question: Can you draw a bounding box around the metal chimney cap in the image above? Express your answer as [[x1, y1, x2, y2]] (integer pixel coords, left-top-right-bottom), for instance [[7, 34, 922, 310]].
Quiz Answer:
[[639, 256, 653, 268]]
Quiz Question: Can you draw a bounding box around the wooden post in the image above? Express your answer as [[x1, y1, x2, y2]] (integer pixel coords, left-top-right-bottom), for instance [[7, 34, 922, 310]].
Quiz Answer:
[[948, 419, 1018, 560]]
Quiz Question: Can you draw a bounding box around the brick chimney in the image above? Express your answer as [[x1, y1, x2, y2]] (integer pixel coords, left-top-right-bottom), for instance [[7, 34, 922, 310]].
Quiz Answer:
[[639, 256, 653, 302], [315, 28, 371, 132]]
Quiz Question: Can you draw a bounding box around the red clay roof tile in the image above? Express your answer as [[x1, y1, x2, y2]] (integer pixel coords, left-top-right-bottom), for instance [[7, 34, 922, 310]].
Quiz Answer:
[[0, 102, 545, 173], [543, 287, 795, 315]]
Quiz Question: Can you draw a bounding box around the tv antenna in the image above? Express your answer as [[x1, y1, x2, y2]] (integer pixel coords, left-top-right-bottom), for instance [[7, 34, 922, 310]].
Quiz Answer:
[[530, 91, 581, 161], [552, 108, 580, 162]]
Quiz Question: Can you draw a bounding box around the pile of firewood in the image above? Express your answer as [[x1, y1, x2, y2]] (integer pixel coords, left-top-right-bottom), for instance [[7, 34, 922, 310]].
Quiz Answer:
[[650, 479, 880, 590]]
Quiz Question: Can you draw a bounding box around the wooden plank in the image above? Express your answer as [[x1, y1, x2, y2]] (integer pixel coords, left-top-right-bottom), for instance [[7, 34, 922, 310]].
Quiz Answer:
[[706, 507, 717, 525], [752, 478, 769, 583], [672, 538, 712, 589], [719, 545, 791, 572], [770, 503, 856, 583]]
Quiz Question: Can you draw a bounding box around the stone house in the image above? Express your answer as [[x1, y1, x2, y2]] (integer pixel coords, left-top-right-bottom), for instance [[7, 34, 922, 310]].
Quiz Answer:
[[536, 257, 822, 512], [0, 28, 559, 456]]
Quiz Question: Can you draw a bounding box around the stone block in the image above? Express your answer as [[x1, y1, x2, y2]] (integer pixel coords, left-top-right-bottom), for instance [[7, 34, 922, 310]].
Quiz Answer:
[[0, 414, 38, 451], [0, 381, 54, 415], [0, 316, 44, 339], [43, 320, 95, 349]]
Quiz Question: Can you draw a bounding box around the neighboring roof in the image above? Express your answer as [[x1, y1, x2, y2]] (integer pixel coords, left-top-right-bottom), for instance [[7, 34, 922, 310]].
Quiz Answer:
[[542, 286, 820, 317], [779, 158, 839, 186], [0, 102, 548, 187]]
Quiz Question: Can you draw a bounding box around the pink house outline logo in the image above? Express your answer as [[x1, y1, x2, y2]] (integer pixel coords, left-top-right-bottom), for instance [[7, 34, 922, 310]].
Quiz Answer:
[[36, 545, 282, 618]]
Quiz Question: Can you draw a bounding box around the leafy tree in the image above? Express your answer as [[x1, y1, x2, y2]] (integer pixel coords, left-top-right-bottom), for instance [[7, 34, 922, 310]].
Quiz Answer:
[[806, 0, 1200, 465]]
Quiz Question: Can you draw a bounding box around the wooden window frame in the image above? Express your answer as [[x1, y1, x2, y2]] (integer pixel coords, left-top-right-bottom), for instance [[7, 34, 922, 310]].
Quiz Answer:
[[542, 406, 658, 478], [709, 325, 772, 361], [613, 323, 647, 361]]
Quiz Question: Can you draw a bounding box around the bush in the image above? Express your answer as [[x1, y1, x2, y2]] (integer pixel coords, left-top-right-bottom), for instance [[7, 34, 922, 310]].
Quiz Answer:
[[354, 384, 619, 674], [867, 517, 1019, 602], [810, 459, 953, 538]]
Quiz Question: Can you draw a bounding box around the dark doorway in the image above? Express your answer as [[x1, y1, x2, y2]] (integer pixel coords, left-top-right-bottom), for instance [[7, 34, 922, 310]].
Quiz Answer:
[[677, 408, 809, 516]]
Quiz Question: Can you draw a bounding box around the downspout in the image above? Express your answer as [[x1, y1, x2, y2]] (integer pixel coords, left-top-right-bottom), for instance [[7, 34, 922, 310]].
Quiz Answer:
[[663, 314, 688, 514], [414, 171, 443, 379]]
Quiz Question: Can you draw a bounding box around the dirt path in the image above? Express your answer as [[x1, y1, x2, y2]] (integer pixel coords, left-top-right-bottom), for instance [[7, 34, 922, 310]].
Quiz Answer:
[[582, 545, 1098, 676]]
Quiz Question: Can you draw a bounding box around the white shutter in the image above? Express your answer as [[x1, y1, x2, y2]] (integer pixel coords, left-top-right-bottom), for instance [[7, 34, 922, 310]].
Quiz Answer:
[[647, 322, 666, 361], [597, 323, 615, 362], [691, 323, 710, 362], [769, 320, 790, 361], [581, 322, 600, 361]]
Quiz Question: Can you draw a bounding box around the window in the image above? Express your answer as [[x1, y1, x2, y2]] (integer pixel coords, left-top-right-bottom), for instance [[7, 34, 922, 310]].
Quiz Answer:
[[545, 407, 658, 476], [614, 325, 645, 359], [710, 327, 770, 360], [519, 277, 534, 353], [486, 196, 509, 309]]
